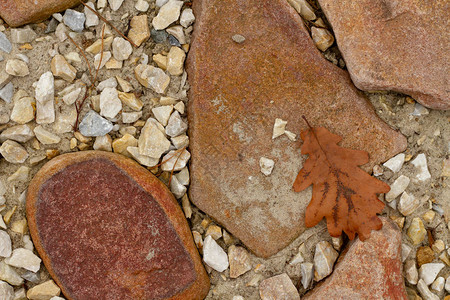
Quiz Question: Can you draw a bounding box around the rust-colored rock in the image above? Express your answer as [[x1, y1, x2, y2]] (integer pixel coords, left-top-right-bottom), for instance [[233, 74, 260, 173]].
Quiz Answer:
[[187, 0, 406, 257], [317, 0, 449, 110], [304, 218, 408, 300], [26, 151, 209, 300], [0, 0, 79, 27]]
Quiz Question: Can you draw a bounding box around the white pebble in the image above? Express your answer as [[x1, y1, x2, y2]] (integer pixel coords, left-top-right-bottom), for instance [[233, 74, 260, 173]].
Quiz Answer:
[[259, 157, 275, 176], [203, 235, 229, 272], [383, 153, 405, 173], [411, 153, 431, 181]]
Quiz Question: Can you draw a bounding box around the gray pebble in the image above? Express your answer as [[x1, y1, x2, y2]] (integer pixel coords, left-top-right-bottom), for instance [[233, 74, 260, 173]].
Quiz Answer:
[[63, 9, 86, 32], [0, 82, 13, 103], [168, 35, 181, 47], [79, 110, 114, 137], [151, 29, 168, 43], [0, 32, 12, 53], [45, 18, 59, 34]]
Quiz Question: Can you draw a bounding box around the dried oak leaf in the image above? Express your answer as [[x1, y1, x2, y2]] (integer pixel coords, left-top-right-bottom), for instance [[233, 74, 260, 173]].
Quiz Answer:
[[293, 126, 389, 240]]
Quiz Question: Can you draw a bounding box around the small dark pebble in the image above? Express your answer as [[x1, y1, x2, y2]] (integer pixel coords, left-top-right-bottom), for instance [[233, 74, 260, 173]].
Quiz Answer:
[[151, 28, 168, 44], [168, 35, 181, 47], [45, 18, 59, 34]]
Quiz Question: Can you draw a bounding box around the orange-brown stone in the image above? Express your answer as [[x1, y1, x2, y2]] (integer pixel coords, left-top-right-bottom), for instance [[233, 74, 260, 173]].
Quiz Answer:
[[304, 218, 408, 300], [0, 0, 79, 27], [318, 0, 449, 110], [26, 151, 209, 300], [187, 0, 407, 257]]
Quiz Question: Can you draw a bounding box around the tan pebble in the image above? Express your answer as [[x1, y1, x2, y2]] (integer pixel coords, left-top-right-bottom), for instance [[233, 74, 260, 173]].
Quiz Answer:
[[311, 27, 334, 52], [51, 55, 76, 82], [222, 230, 235, 246], [439, 252, 450, 266], [70, 138, 78, 149], [118, 91, 143, 111], [422, 210, 435, 223], [206, 225, 222, 240], [431, 240, 445, 253], [128, 15, 150, 47], [116, 76, 133, 93], [182, 44, 190, 52], [85, 36, 113, 54], [26, 280, 61, 299], [405, 97, 415, 104], [74, 131, 91, 143], [31, 138, 40, 150], [153, 54, 168, 70], [3, 206, 17, 224], [181, 194, 192, 219], [78, 143, 90, 151], [112, 134, 138, 157], [11, 219, 28, 234], [407, 217, 426, 245], [46, 149, 60, 159], [201, 218, 211, 229], [105, 58, 123, 69], [390, 215, 405, 229], [133, 120, 146, 127]]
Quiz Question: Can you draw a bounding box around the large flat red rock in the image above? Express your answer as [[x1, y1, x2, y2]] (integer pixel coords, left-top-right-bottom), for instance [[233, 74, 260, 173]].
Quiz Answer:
[[187, 0, 407, 258], [304, 218, 407, 299], [318, 0, 449, 110], [0, 0, 79, 27], [26, 151, 209, 300]]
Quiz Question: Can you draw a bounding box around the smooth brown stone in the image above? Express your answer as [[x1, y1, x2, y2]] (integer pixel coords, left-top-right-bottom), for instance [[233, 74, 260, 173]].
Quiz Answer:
[[304, 218, 408, 300], [318, 0, 449, 110], [0, 0, 79, 27], [187, 0, 406, 257], [26, 151, 209, 300]]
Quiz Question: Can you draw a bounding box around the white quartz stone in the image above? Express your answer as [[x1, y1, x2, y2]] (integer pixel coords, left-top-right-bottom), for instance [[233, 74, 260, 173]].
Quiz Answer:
[[161, 149, 190, 171], [180, 8, 195, 28], [0, 231, 12, 258], [411, 153, 431, 181], [152, 1, 183, 30], [100, 87, 122, 119], [259, 157, 275, 176], [383, 153, 405, 173], [34, 72, 55, 124], [313, 241, 338, 281], [203, 235, 229, 272], [272, 118, 287, 139], [417, 279, 439, 300], [419, 263, 445, 285], [385, 175, 410, 202], [4, 248, 41, 273], [33, 126, 61, 145]]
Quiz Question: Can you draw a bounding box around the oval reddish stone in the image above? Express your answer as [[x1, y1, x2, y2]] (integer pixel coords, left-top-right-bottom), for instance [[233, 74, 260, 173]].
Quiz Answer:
[[0, 0, 79, 27], [26, 151, 209, 300]]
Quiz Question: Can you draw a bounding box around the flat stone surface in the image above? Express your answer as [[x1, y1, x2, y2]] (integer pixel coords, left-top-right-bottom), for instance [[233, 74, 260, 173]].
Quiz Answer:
[[317, 0, 449, 110], [187, 0, 406, 257], [26, 151, 209, 300], [0, 0, 79, 27], [304, 218, 407, 300]]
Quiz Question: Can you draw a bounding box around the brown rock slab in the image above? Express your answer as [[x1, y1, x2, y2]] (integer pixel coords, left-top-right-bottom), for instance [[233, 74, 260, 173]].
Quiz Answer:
[[0, 0, 79, 27], [187, 0, 406, 257], [303, 218, 408, 300], [317, 0, 449, 110], [26, 151, 209, 300]]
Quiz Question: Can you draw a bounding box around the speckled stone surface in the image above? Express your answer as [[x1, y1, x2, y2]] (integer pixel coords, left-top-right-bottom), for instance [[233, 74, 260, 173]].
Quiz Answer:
[[26, 151, 209, 300], [187, 0, 407, 258], [0, 0, 79, 27], [318, 0, 449, 110], [304, 218, 408, 300]]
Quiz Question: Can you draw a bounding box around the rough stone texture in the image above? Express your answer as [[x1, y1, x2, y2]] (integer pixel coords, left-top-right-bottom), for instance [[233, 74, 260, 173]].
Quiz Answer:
[[317, 0, 449, 110], [26, 151, 209, 300], [0, 0, 79, 27], [187, 0, 407, 257], [304, 218, 407, 300]]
